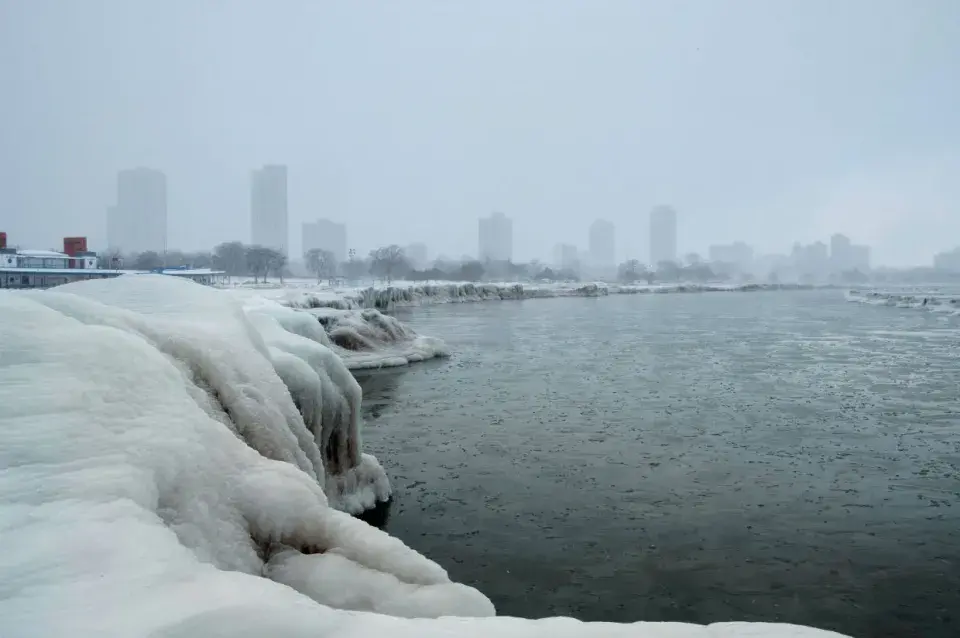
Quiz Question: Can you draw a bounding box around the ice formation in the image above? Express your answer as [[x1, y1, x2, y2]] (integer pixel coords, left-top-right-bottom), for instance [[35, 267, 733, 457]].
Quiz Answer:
[[0, 276, 849, 637], [306, 307, 449, 369], [262, 281, 815, 312], [846, 288, 960, 315]]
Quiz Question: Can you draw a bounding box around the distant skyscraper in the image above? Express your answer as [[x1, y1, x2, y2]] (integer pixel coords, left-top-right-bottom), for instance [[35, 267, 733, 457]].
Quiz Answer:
[[478, 212, 513, 262], [649, 205, 677, 265], [302, 219, 347, 263], [251, 165, 289, 257], [588, 219, 615, 267], [553, 243, 579, 271], [107, 168, 167, 254]]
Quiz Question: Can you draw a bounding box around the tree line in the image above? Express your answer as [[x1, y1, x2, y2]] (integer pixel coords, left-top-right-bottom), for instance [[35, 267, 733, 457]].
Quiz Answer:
[[101, 242, 730, 285], [617, 254, 722, 285], [99, 242, 289, 283]]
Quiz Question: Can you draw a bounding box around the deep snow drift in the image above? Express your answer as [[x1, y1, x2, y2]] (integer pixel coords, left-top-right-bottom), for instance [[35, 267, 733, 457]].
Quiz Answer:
[[0, 277, 848, 637]]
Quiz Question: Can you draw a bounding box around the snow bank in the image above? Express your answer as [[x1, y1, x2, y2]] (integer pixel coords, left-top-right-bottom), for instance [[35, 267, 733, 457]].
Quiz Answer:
[[0, 277, 849, 638], [257, 281, 814, 311], [846, 288, 960, 315]]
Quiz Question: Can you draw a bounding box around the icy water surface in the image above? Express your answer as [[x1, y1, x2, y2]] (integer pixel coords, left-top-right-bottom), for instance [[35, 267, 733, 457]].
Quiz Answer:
[[356, 290, 960, 638]]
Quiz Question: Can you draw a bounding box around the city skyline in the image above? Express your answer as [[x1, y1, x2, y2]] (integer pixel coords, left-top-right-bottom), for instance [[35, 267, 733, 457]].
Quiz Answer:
[[90, 167, 900, 274], [89, 169, 894, 281], [5, 3, 959, 267]]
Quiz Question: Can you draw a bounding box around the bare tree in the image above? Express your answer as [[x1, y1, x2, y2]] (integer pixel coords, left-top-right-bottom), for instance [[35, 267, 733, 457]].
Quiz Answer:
[[305, 248, 336, 284], [245, 245, 273, 283], [369, 245, 409, 284], [98, 249, 123, 270], [131, 251, 163, 271], [213, 241, 249, 278], [267, 249, 287, 283], [458, 261, 485, 282], [656, 260, 681, 282]]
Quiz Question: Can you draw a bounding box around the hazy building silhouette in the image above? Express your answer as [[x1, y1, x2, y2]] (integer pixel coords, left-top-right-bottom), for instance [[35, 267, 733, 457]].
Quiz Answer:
[[553, 243, 579, 272], [649, 205, 677, 265], [478, 212, 512, 262], [830, 233, 871, 273], [849, 244, 871, 271], [107, 168, 167, 255], [792, 241, 830, 280], [302, 218, 347, 263], [934, 247, 960, 272], [405, 242, 428, 269], [709, 241, 754, 269], [830, 233, 852, 272], [251, 165, 288, 257], [588, 219, 615, 267]]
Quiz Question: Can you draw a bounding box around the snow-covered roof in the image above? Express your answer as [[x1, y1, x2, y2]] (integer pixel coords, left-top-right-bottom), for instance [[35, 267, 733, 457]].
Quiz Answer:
[[159, 268, 226, 276], [17, 249, 69, 258], [0, 267, 126, 275]]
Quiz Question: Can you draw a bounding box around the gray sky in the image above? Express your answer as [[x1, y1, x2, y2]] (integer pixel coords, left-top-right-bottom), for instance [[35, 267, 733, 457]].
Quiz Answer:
[[2, 0, 958, 266]]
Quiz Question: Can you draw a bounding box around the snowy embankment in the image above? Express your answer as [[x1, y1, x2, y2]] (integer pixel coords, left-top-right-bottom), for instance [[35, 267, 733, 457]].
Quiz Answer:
[[244, 279, 813, 312], [847, 288, 960, 316], [0, 276, 847, 638]]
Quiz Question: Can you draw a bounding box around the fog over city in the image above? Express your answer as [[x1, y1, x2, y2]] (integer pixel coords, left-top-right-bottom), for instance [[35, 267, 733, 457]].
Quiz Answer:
[[3, 1, 959, 267]]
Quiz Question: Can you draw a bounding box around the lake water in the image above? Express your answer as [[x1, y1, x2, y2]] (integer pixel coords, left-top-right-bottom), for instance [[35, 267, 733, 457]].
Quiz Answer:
[[357, 290, 960, 638]]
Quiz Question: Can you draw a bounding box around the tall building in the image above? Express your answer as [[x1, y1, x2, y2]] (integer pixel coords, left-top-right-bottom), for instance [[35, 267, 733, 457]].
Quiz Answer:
[[251, 165, 289, 256], [478, 212, 513, 262], [302, 219, 347, 263], [830, 233, 870, 273], [588, 219, 615, 267], [107, 168, 167, 254], [649, 205, 677, 266]]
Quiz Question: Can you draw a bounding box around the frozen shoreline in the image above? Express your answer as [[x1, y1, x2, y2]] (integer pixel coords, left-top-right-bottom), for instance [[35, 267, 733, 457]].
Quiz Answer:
[[230, 279, 820, 312], [0, 276, 849, 638]]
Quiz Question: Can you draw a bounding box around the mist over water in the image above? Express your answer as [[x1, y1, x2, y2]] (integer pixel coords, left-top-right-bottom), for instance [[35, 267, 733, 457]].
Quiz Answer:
[[358, 291, 960, 638]]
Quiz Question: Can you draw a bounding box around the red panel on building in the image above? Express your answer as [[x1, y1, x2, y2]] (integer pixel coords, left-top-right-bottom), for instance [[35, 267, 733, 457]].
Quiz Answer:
[[63, 237, 87, 256], [0, 232, 6, 249]]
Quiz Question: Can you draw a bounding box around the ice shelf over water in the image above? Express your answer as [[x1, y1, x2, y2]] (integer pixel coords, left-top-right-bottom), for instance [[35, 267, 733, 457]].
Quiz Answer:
[[0, 276, 848, 637]]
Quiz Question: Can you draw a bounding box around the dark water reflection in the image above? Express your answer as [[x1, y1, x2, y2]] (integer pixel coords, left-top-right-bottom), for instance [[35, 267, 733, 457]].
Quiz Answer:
[[357, 291, 960, 638]]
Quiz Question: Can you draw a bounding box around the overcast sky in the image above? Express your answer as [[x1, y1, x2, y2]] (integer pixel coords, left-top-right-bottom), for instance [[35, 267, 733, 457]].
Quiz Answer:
[[2, 0, 958, 266]]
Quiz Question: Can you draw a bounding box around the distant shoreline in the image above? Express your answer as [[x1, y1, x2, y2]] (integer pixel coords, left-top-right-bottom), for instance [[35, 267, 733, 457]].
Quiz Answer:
[[241, 280, 831, 311]]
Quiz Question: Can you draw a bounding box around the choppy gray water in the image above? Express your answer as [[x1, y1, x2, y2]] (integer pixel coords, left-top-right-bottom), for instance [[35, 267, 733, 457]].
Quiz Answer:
[[357, 290, 960, 638]]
